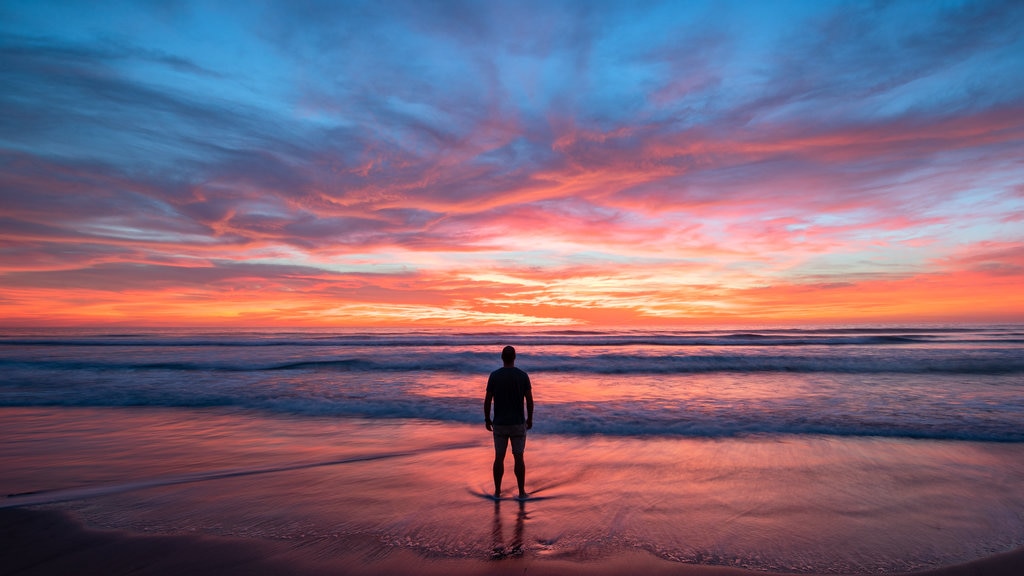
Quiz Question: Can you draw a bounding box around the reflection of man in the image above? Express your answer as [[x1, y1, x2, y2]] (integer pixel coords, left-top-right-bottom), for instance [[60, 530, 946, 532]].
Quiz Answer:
[[490, 499, 526, 559], [484, 345, 534, 499]]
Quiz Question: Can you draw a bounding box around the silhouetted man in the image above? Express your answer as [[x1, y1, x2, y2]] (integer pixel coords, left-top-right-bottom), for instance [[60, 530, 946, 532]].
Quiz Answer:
[[484, 345, 533, 499]]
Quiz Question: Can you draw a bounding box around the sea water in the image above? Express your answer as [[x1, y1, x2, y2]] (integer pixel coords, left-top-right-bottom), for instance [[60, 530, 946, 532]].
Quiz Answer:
[[1, 325, 1023, 573], [2, 325, 1022, 441]]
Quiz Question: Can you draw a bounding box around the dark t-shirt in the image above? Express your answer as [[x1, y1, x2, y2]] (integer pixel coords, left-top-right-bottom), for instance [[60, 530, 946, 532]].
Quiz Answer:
[[486, 366, 531, 426]]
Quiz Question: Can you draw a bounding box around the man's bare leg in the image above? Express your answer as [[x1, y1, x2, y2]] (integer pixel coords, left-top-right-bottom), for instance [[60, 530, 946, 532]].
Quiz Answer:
[[493, 436, 508, 498], [493, 456, 504, 498], [513, 453, 526, 498]]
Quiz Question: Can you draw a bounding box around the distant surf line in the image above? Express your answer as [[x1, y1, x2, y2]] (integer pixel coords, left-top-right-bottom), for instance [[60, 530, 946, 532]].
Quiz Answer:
[[5, 351, 1023, 374], [2, 441, 479, 509], [2, 326, 1021, 349]]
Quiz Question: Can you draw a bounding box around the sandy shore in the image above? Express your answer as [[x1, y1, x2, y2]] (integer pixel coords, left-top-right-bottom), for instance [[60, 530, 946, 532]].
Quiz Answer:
[[3, 407, 1024, 575], [3, 507, 1023, 576]]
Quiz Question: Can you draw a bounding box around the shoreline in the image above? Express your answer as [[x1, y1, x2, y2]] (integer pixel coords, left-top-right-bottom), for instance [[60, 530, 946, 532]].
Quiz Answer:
[[2, 507, 1022, 576]]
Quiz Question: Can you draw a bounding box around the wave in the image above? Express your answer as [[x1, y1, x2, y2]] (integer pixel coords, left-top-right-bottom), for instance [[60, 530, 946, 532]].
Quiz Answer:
[[4, 349, 1022, 374], [3, 442, 477, 508], [2, 326, 1023, 349], [3, 392, 1021, 443]]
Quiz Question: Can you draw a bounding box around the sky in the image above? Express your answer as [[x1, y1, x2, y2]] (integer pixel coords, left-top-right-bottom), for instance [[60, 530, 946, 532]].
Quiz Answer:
[[1, 0, 1023, 327]]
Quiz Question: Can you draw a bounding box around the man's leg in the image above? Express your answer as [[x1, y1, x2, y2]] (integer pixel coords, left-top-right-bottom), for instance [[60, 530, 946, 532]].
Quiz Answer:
[[511, 432, 527, 498], [513, 452, 526, 498], [493, 434, 509, 497]]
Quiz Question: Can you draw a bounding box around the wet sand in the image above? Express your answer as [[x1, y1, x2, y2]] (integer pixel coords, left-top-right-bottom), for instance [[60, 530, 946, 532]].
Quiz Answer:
[[3, 507, 1023, 576], [2, 407, 1023, 575]]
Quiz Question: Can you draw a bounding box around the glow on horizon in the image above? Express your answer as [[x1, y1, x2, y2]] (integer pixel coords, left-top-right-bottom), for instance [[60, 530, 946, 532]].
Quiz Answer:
[[1, 1, 1023, 327]]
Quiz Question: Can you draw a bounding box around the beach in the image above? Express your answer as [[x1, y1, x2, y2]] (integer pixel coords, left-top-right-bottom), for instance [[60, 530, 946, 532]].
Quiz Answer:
[[1, 327, 1023, 574], [3, 405, 1023, 575]]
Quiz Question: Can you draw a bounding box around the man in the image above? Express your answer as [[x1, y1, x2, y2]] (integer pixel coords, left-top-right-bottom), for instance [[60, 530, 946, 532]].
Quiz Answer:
[[484, 345, 534, 499]]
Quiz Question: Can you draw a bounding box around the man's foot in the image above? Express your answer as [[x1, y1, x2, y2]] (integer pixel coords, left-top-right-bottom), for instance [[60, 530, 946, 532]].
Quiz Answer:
[[515, 492, 529, 500], [493, 490, 501, 499]]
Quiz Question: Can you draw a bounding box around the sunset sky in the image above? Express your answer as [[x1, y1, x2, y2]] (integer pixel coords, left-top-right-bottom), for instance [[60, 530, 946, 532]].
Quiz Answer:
[[1, 0, 1023, 326]]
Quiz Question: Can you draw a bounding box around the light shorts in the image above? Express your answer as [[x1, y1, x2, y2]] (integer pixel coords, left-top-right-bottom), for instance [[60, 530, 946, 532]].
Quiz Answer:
[[492, 423, 528, 456]]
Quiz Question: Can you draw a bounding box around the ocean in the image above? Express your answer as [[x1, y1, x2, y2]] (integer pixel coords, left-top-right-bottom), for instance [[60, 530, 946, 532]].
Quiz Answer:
[[2, 325, 1023, 441], [2, 325, 1023, 574]]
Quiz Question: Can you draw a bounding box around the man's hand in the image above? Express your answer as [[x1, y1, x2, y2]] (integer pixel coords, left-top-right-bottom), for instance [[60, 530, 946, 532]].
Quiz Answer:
[[526, 417, 533, 430], [484, 391, 493, 431]]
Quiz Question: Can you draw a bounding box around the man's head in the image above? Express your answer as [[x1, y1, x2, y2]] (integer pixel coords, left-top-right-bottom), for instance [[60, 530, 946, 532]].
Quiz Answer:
[[501, 345, 516, 365]]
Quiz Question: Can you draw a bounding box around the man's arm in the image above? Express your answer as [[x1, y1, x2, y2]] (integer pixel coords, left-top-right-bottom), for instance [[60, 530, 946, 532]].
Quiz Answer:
[[525, 388, 534, 430], [484, 389, 494, 431]]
